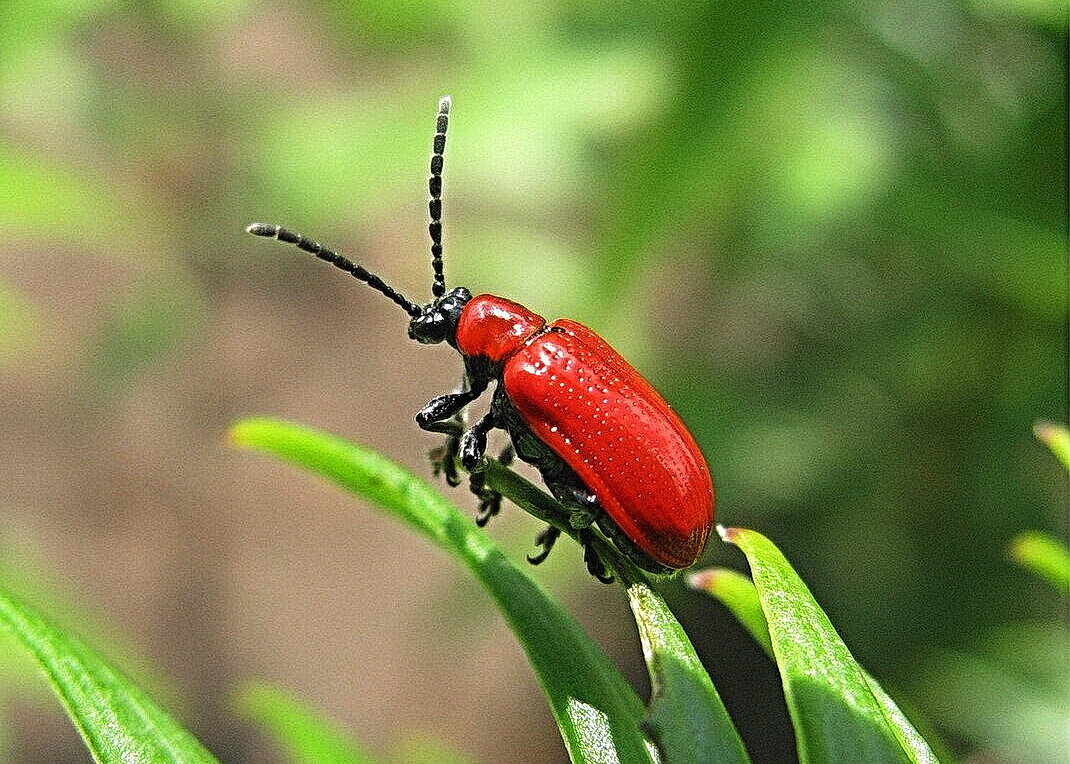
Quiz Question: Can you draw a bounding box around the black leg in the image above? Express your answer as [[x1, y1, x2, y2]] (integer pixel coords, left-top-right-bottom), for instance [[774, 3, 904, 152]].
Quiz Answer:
[[468, 443, 515, 527], [417, 363, 491, 434], [417, 390, 481, 433], [527, 525, 560, 564], [428, 417, 463, 487], [427, 371, 476, 487], [580, 529, 614, 584], [459, 411, 496, 471], [469, 470, 500, 527], [543, 474, 600, 530]]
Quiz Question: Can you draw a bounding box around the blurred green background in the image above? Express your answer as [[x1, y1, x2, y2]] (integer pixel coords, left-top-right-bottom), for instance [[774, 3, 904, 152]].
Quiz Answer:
[[0, 0, 1065, 762]]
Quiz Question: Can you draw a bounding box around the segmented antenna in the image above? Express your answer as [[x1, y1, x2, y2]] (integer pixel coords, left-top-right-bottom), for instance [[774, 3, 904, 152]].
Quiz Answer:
[[246, 223, 422, 318], [428, 95, 451, 298]]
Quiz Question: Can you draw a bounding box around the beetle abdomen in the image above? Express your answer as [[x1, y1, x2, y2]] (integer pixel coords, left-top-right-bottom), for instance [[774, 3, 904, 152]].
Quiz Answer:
[[502, 319, 714, 569]]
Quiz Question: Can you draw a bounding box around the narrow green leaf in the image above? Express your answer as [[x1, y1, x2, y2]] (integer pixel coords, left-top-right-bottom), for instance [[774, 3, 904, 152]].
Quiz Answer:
[[484, 458, 749, 762], [721, 527, 940, 764], [690, 565, 942, 760], [234, 680, 376, 764], [1034, 421, 1070, 472], [1009, 531, 1070, 594], [0, 589, 218, 764], [229, 417, 655, 764], [688, 568, 772, 656], [622, 578, 750, 764]]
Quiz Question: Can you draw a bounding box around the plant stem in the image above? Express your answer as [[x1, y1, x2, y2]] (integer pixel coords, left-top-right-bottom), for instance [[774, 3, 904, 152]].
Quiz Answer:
[[475, 457, 649, 585]]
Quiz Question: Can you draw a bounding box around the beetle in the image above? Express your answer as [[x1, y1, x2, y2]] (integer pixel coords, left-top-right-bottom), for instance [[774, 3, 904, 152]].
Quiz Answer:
[[246, 96, 713, 581]]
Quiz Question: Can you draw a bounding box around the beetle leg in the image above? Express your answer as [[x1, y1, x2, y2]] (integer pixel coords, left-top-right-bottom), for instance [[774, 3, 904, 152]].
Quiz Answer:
[[469, 470, 500, 527], [565, 487, 600, 529], [428, 417, 463, 487], [527, 525, 560, 564], [459, 410, 496, 471], [427, 371, 478, 487], [466, 443, 515, 527], [416, 390, 482, 433], [459, 410, 500, 523], [417, 362, 490, 431], [544, 479, 600, 529], [580, 529, 614, 584]]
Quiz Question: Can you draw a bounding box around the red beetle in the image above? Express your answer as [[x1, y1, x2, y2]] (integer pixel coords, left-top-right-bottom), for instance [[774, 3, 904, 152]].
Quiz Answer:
[[247, 97, 713, 580]]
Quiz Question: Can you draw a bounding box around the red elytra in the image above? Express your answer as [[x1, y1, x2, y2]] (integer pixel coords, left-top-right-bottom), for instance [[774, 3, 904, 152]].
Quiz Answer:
[[246, 97, 715, 579], [457, 294, 713, 569]]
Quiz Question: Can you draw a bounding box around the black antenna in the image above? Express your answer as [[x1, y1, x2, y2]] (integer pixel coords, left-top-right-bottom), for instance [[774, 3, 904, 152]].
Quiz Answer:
[[245, 223, 422, 318], [429, 95, 450, 298]]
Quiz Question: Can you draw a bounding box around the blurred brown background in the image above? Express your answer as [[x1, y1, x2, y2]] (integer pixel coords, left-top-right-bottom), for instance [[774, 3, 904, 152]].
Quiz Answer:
[[0, 0, 1065, 762]]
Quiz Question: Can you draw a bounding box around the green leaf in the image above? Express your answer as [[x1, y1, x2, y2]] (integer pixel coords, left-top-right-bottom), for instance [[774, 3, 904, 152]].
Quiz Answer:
[[229, 417, 655, 764], [1034, 420, 1070, 472], [234, 680, 376, 764], [1009, 531, 1070, 594], [688, 567, 772, 656], [623, 578, 750, 764], [0, 588, 218, 764], [482, 457, 750, 763], [690, 566, 942, 761], [0, 526, 182, 709], [720, 527, 940, 764]]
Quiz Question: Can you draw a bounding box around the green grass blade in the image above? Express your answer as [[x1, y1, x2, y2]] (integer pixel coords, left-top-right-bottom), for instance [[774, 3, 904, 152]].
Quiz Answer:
[[229, 417, 654, 764], [1034, 421, 1070, 472], [688, 568, 772, 656], [234, 680, 376, 764], [483, 459, 750, 762], [623, 578, 750, 764], [0, 589, 218, 764], [690, 565, 941, 760], [720, 527, 940, 764], [1008, 531, 1070, 594]]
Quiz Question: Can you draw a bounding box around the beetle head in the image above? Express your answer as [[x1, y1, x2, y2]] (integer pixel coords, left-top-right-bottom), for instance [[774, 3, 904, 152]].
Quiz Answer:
[[408, 287, 471, 346]]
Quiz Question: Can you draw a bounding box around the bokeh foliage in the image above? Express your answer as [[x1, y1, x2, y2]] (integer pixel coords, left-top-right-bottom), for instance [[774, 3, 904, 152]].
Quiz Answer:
[[0, 0, 1064, 761]]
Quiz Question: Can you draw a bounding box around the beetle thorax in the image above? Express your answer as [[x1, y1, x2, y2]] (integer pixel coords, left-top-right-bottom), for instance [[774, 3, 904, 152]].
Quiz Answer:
[[455, 294, 546, 363]]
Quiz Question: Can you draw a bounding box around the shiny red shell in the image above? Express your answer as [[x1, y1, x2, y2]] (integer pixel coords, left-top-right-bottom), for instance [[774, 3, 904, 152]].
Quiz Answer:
[[456, 294, 714, 569], [456, 294, 545, 362]]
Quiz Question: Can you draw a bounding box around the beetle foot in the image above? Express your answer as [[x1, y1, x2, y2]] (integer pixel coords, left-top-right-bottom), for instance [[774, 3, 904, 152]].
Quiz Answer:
[[459, 433, 486, 472], [469, 471, 502, 527], [527, 525, 561, 564], [429, 435, 462, 487], [580, 529, 614, 584], [459, 411, 495, 472], [475, 492, 502, 526]]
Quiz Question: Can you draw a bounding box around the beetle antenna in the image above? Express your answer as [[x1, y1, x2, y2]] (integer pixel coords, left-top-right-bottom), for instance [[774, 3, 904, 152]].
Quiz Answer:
[[428, 95, 450, 298], [246, 223, 422, 318]]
